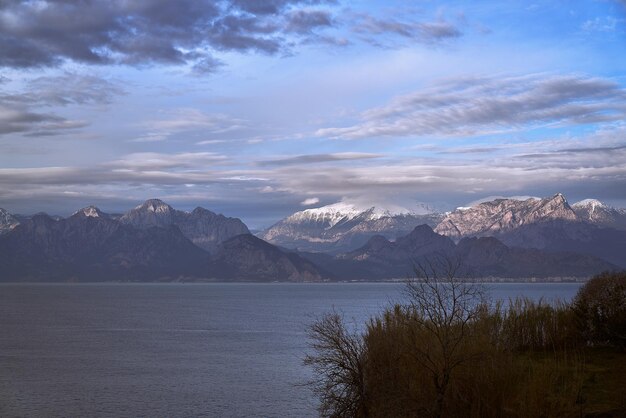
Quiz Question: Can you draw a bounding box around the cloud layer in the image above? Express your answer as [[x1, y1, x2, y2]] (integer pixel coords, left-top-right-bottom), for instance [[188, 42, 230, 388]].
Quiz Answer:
[[0, 73, 122, 136], [317, 74, 626, 139], [0, 0, 336, 70]]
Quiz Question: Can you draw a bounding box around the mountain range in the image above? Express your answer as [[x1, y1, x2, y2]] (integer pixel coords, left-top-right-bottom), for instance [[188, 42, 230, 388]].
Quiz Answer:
[[0, 200, 322, 282], [0, 194, 624, 282], [260, 202, 442, 253], [119, 199, 249, 252], [296, 224, 617, 280], [261, 195, 626, 267]]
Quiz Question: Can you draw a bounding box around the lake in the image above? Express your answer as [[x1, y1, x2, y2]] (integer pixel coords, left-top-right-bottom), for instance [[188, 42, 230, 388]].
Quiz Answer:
[[0, 282, 582, 417]]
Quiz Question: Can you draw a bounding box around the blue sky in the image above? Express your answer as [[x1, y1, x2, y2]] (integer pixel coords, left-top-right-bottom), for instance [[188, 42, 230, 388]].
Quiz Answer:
[[1, 0, 625, 228]]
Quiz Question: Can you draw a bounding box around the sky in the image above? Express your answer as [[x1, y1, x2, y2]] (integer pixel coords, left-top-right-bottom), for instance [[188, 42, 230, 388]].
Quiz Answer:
[[1, 0, 625, 228]]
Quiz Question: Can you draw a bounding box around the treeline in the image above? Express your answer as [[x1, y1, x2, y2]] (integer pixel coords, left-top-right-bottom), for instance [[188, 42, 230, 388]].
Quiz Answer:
[[305, 269, 626, 418]]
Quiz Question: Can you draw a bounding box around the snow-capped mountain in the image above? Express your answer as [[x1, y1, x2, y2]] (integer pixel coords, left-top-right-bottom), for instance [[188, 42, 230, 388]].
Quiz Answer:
[[0, 208, 20, 235], [260, 201, 443, 253], [71, 205, 110, 219], [572, 199, 626, 230], [434, 194, 578, 240], [120, 199, 177, 227], [120, 199, 250, 252]]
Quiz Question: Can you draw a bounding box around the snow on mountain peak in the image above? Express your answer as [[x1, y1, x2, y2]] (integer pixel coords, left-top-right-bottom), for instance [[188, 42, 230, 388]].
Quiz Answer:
[[285, 201, 430, 227], [464, 195, 541, 208], [136, 199, 172, 214], [572, 199, 607, 209], [73, 205, 103, 218], [288, 202, 363, 227]]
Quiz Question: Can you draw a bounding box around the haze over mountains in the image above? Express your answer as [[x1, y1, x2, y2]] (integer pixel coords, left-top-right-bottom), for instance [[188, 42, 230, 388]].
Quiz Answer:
[[0, 193, 624, 282]]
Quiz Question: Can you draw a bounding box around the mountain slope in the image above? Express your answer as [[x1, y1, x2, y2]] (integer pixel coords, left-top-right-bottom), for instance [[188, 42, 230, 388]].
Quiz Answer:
[[455, 236, 618, 278], [261, 202, 443, 253], [0, 208, 20, 235], [435, 194, 578, 240], [494, 220, 626, 268], [0, 210, 209, 281], [572, 199, 626, 231], [120, 199, 250, 252], [319, 225, 619, 280], [207, 234, 324, 282]]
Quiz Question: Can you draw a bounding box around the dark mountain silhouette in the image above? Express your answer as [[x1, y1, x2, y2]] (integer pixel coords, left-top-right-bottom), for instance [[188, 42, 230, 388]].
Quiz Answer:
[[0, 202, 325, 282], [207, 234, 324, 282], [494, 220, 626, 268], [1, 197, 623, 282], [0, 210, 209, 281], [120, 199, 250, 252], [298, 225, 619, 280]]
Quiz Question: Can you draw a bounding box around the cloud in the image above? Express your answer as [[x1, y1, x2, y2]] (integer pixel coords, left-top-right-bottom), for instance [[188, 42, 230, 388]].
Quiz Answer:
[[196, 139, 229, 145], [191, 56, 225, 75], [256, 152, 382, 166], [4, 73, 124, 107], [301, 197, 320, 205], [352, 13, 462, 45], [2, 127, 626, 222], [134, 108, 248, 142], [145, 109, 246, 132], [108, 152, 228, 170], [513, 144, 626, 169], [436, 146, 503, 155], [316, 74, 626, 139], [582, 16, 621, 32], [0, 104, 86, 136], [0, 72, 123, 136], [0, 0, 336, 70], [259, 158, 626, 205], [286, 9, 334, 34]]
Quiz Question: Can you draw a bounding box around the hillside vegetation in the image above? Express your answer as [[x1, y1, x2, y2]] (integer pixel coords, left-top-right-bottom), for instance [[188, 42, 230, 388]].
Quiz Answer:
[[305, 269, 626, 417]]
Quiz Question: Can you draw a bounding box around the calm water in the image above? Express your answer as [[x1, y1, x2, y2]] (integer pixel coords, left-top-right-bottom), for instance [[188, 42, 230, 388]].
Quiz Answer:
[[0, 282, 581, 417]]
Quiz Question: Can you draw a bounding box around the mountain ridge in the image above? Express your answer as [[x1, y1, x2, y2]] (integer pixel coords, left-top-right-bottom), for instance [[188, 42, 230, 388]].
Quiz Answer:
[[1, 194, 624, 282], [260, 201, 443, 253], [0, 200, 324, 282], [120, 198, 250, 252]]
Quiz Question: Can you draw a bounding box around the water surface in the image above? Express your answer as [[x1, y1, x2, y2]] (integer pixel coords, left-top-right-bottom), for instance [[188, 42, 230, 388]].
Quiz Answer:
[[0, 282, 581, 417]]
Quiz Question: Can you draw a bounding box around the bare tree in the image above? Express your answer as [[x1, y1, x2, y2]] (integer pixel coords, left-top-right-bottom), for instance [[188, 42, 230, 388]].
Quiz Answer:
[[404, 256, 487, 418], [304, 311, 368, 418], [304, 256, 487, 417]]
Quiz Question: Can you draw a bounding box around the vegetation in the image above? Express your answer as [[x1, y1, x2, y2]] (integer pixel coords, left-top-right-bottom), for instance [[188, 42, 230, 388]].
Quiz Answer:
[[573, 271, 626, 349], [305, 269, 626, 418]]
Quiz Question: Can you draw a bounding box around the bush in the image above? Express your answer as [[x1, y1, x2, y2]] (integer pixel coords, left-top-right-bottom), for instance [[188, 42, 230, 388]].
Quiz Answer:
[[305, 260, 590, 417], [361, 302, 584, 418], [573, 271, 626, 349]]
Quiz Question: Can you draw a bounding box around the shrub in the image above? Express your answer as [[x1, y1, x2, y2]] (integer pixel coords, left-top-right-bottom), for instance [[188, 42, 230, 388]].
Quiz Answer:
[[305, 271, 586, 416], [573, 271, 626, 349]]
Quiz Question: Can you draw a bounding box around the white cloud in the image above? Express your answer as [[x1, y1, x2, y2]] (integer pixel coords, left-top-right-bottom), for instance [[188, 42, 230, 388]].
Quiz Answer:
[[300, 197, 320, 205], [139, 108, 248, 141], [316, 74, 626, 140]]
